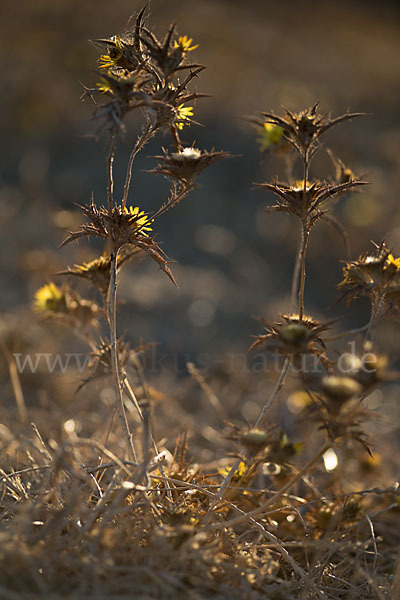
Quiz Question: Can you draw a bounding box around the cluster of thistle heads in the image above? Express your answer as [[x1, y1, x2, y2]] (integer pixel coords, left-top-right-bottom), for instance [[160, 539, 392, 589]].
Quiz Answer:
[[32, 9, 399, 463], [247, 103, 399, 455], [33, 8, 230, 387]]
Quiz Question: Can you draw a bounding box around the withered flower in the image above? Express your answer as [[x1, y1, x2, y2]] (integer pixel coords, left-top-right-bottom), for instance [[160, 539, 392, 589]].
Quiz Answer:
[[34, 282, 66, 314], [60, 196, 176, 285], [260, 103, 365, 159], [240, 428, 271, 459], [87, 10, 206, 136], [319, 375, 363, 409], [139, 24, 200, 78], [57, 247, 144, 296], [250, 313, 331, 369], [302, 373, 373, 454], [267, 431, 303, 465], [338, 241, 400, 308], [96, 35, 140, 72], [34, 283, 100, 327], [318, 402, 373, 455], [149, 147, 230, 185], [337, 341, 393, 391], [258, 178, 366, 227]]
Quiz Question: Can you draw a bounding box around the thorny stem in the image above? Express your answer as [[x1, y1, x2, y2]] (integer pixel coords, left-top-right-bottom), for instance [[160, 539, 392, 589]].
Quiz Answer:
[[209, 357, 291, 513], [298, 224, 310, 321], [170, 124, 182, 151], [365, 294, 384, 342], [109, 251, 136, 462], [298, 154, 311, 320], [122, 122, 155, 210], [107, 135, 117, 215], [253, 356, 291, 428], [290, 223, 303, 312], [123, 373, 172, 498]]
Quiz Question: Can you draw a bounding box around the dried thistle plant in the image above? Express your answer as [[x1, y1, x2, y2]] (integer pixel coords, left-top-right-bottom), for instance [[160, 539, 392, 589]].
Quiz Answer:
[[248, 105, 367, 328], [6, 9, 395, 600], [34, 8, 229, 467], [338, 241, 400, 337]]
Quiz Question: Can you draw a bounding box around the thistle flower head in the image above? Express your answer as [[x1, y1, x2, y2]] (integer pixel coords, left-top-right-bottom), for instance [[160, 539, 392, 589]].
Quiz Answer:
[[260, 104, 365, 159], [86, 10, 206, 136], [124, 206, 153, 236], [320, 375, 363, 406], [149, 147, 230, 185], [250, 313, 331, 368], [57, 248, 144, 296], [34, 283, 99, 326], [175, 104, 194, 130], [60, 196, 176, 285], [173, 35, 199, 53], [339, 342, 392, 391], [258, 178, 367, 228], [338, 241, 400, 306], [34, 283, 66, 314], [258, 122, 286, 151]]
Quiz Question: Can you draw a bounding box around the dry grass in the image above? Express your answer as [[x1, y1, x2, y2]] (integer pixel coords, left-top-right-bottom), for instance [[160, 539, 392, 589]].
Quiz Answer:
[[0, 4, 399, 599]]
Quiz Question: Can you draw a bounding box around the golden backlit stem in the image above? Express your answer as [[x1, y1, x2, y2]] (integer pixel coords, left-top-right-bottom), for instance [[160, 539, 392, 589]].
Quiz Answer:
[[109, 251, 136, 462]]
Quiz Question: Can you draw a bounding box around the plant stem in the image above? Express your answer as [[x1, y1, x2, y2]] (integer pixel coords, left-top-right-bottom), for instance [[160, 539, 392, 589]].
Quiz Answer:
[[298, 224, 310, 321], [290, 224, 303, 312], [109, 251, 136, 462], [107, 135, 117, 215], [122, 123, 155, 210], [253, 356, 291, 428], [1, 342, 27, 423], [365, 294, 383, 342], [209, 357, 291, 513]]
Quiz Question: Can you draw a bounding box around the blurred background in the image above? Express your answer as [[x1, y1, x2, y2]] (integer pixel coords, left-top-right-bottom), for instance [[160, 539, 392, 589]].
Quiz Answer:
[[1, 0, 400, 463]]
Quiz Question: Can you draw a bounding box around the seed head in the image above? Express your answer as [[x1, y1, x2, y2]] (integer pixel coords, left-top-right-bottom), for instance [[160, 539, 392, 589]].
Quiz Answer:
[[150, 147, 230, 185], [338, 241, 400, 308], [250, 313, 331, 369], [260, 103, 365, 159]]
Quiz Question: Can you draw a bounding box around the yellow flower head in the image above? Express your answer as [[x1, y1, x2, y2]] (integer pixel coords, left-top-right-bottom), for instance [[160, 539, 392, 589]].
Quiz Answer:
[[218, 461, 248, 482], [34, 283, 65, 313], [96, 77, 113, 94], [124, 206, 153, 236], [98, 36, 124, 69], [173, 35, 199, 53], [387, 253, 400, 270], [175, 104, 194, 130], [259, 122, 284, 150]]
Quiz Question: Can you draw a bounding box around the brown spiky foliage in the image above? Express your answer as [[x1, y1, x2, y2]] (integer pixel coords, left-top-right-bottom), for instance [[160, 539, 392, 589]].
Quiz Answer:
[[34, 282, 100, 328], [258, 178, 366, 227], [77, 336, 131, 390], [301, 345, 393, 455], [57, 248, 144, 296], [60, 195, 176, 284], [149, 147, 231, 186], [86, 7, 208, 137], [259, 103, 365, 159], [250, 313, 332, 370], [338, 241, 400, 309]]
